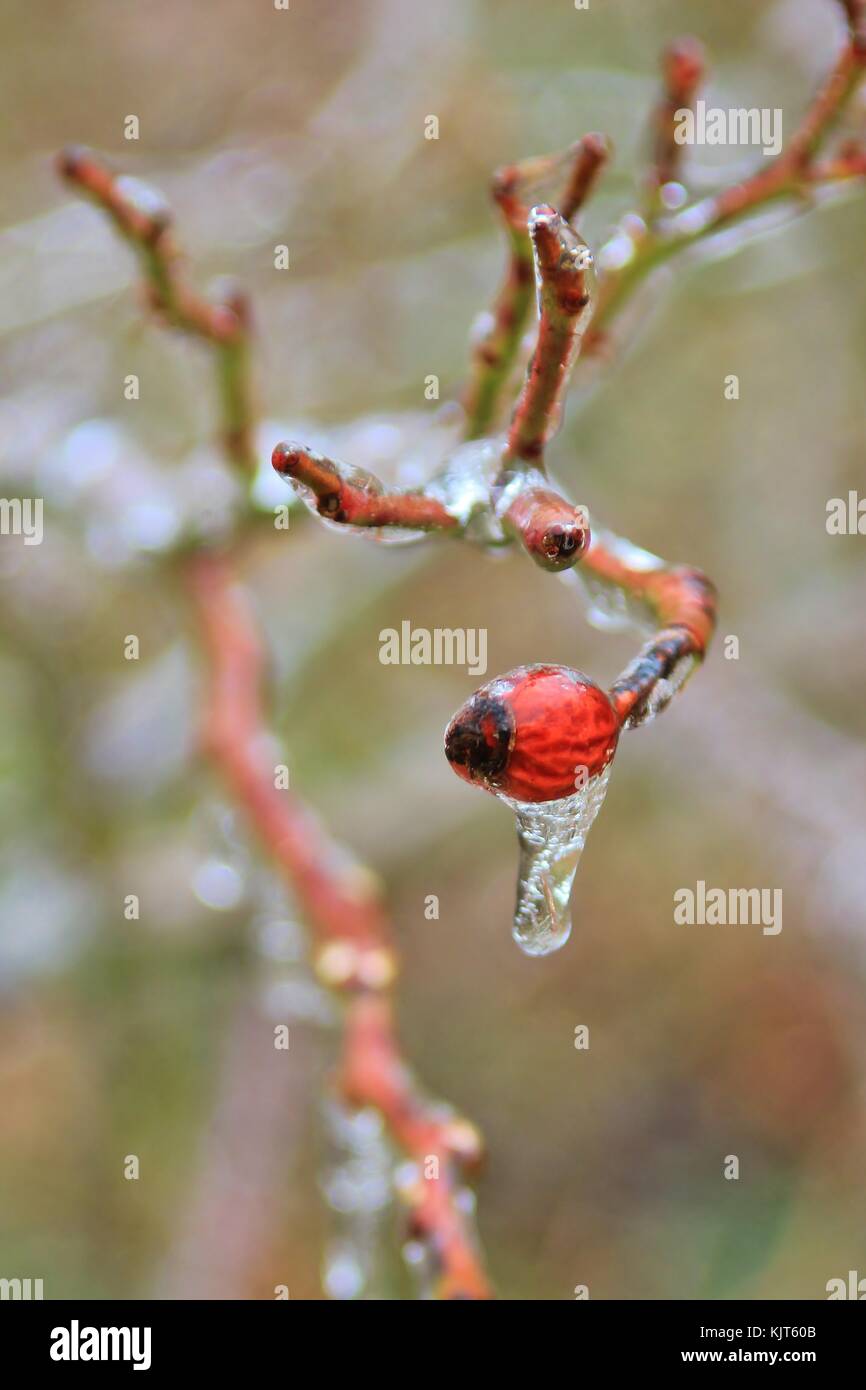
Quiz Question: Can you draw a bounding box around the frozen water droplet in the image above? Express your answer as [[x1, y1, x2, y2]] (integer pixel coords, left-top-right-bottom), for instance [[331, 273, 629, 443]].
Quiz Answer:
[[501, 767, 612, 956]]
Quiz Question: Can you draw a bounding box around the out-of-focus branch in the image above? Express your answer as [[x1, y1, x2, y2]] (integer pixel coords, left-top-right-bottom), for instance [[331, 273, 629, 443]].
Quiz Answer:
[[560, 132, 611, 222], [585, 3, 866, 358], [57, 147, 490, 1297], [645, 37, 705, 211], [158, 990, 319, 1299], [461, 165, 534, 442], [339, 994, 488, 1298], [57, 146, 257, 474], [809, 140, 866, 180], [462, 135, 610, 441], [187, 551, 396, 990], [187, 550, 490, 1300], [502, 206, 594, 469]]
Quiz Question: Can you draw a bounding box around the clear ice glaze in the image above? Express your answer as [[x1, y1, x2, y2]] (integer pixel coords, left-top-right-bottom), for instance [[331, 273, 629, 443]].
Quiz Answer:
[[501, 766, 612, 956]]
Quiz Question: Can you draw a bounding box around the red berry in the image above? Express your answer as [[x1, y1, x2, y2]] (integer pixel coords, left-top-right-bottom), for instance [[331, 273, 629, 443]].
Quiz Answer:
[[444, 664, 620, 804]]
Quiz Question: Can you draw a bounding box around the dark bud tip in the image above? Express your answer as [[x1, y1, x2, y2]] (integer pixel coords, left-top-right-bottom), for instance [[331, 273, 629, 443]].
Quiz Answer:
[[539, 516, 590, 570], [444, 695, 513, 791]]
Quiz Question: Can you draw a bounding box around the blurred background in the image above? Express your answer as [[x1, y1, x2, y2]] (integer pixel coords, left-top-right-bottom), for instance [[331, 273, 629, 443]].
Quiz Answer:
[[1, 0, 865, 1300]]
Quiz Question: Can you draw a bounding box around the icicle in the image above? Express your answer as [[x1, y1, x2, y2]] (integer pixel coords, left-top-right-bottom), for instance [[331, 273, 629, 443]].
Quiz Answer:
[[501, 766, 612, 955]]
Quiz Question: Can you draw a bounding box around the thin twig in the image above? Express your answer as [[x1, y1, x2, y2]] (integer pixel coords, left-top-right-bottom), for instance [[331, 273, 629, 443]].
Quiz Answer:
[[273, 438, 597, 575], [272, 442, 460, 532], [502, 206, 594, 469], [645, 36, 706, 212], [187, 550, 490, 1300], [59, 148, 491, 1299], [57, 146, 257, 474], [462, 136, 610, 441], [584, 535, 717, 726]]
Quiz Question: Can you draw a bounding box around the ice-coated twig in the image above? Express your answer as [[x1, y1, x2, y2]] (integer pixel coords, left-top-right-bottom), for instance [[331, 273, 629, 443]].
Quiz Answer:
[[188, 553, 396, 988], [187, 550, 490, 1300], [271, 441, 460, 532], [57, 146, 257, 474], [462, 134, 610, 441], [273, 434, 598, 576], [274, 443, 718, 723], [583, 534, 717, 727], [502, 206, 594, 469]]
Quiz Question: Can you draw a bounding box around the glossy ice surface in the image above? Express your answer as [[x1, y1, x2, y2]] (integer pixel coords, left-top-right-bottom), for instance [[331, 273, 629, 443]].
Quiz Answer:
[[502, 766, 613, 955]]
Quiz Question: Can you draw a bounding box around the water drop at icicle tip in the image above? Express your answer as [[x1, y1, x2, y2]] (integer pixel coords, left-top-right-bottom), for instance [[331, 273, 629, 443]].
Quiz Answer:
[[444, 665, 620, 956]]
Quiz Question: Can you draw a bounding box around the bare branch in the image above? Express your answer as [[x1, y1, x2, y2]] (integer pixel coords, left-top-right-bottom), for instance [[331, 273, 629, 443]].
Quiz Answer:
[[187, 550, 490, 1299], [462, 137, 610, 441], [647, 37, 706, 205], [58, 146, 257, 474]]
